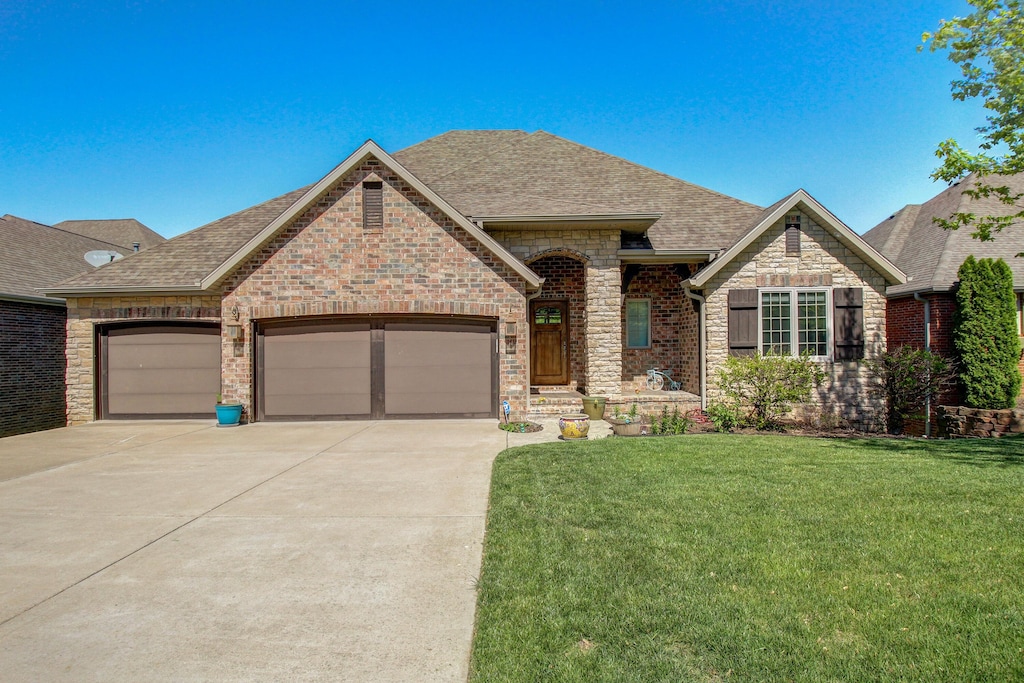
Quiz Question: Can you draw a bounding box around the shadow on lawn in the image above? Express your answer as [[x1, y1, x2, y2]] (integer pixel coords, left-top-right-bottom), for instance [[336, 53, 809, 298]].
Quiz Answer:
[[829, 434, 1024, 468]]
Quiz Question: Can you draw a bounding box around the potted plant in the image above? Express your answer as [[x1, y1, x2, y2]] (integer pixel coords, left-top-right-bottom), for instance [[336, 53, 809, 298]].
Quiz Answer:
[[215, 394, 243, 427], [580, 396, 607, 420], [606, 402, 649, 436]]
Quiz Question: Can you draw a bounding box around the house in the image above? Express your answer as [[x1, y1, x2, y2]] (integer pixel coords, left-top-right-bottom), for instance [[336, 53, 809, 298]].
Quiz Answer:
[[1, 215, 164, 438], [863, 173, 1024, 430], [53, 219, 166, 252], [44, 131, 905, 429]]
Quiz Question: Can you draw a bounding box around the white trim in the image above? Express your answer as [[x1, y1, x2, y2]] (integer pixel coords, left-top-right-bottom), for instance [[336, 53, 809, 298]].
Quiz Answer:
[[757, 287, 833, 360], [685, 190, 906, 288]]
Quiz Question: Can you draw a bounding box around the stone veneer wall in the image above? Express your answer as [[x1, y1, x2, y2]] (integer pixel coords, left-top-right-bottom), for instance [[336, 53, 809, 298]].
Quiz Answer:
[[491, 230, 622, 397], [528, 256, 587, 389], [937, 405, 1024, 437], [0, 300, 68, 437], [64, 296, 222, 424], [621, 265, 699, 394], [703, 213, 888, 430], [221, 159, 529, 415]]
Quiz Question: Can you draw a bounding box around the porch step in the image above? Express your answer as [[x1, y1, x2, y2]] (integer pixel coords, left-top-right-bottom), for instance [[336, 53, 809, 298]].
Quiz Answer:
[[526, 388, 702, 419]]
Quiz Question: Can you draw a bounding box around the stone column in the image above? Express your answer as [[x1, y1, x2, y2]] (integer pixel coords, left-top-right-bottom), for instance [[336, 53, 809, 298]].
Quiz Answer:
[[584, 237, 622, 396]]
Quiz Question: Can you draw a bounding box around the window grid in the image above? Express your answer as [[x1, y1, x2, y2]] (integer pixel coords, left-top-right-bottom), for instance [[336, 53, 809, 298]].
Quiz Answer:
[[797, 291, 828, 356], [761, 289, 830, 357], [761, 292, 791, 354]]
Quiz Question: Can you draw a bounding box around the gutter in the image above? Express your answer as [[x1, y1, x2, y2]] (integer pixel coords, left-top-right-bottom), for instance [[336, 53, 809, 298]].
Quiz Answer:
[[38, 284, 207, 298], [914, 291, 932, 437], [683, 286, 707, 410], [1, 292, 68, 308], [617, 249, 720, 264]]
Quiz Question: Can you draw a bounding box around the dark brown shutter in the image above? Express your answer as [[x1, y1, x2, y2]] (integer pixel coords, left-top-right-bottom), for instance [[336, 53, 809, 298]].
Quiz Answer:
[[728, 289, 759, 356], [833, 287, 864, 360], [363, 181, 383, 233]]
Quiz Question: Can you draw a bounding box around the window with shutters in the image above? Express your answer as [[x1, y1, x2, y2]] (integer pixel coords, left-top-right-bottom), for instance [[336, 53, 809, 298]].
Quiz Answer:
[[363, 181, 383, 233], [759, 289, 830, 357], [626, 299, 651, 348]]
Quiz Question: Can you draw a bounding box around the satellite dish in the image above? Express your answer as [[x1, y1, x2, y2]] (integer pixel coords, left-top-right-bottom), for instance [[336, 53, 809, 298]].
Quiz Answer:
[[85, 250, 124, 268]]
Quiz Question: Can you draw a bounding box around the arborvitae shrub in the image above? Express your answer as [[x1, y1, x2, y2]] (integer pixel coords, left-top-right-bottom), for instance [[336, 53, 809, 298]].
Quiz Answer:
[[953, 256, 1022, 409]]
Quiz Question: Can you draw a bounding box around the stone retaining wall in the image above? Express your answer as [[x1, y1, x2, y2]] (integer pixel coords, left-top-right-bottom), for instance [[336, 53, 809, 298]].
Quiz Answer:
[[937, 405, 1024, 438]]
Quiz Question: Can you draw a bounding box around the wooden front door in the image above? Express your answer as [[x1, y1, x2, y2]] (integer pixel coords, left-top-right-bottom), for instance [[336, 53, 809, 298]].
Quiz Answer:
[[530, 300, 568, 385]]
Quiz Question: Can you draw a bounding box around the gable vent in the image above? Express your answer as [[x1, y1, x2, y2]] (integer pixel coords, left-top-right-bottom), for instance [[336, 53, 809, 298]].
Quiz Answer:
[[785, 215, 801, 256], [363, 181, 383, 233]]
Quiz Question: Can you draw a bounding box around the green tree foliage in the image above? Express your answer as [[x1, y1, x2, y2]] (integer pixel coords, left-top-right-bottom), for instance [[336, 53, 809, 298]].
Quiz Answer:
[[715, 353, 826, 431], [866, 346, 955, 434], [922, 1, 1024, 248], [953, 256, 1022, 408]]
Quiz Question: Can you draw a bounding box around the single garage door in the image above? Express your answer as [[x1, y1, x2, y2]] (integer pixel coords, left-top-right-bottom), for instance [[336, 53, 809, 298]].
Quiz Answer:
[[258, 317, 496, 420], [100, 323, 221, 418]]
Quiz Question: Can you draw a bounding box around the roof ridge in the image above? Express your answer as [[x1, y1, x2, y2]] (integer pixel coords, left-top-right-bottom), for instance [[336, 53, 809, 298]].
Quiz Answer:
[[2, 215, 126, 251], [528, 131, 764, 211], [407, 130, 533, 185]]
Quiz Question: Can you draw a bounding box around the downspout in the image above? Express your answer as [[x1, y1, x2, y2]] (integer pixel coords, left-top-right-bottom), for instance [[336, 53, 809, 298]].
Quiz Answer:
[[913, 292, 932, 437], [684, 286, 707, 410]]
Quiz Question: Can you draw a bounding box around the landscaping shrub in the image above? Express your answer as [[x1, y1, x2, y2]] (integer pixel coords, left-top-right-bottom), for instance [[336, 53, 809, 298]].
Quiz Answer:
[[705, 401, 740, 432], [715, 353, 826, 430], [866, 345, 955, 434], [953, 256, 1022, 409]]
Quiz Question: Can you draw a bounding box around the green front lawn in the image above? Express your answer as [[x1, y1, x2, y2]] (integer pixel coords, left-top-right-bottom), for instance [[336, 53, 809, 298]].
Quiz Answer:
[[470, 435, 1024, 682]]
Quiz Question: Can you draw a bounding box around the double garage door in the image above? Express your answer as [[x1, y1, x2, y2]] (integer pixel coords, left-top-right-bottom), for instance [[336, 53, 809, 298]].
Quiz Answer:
[[257, 318, 497, 420], [97, 318, 497, 420]]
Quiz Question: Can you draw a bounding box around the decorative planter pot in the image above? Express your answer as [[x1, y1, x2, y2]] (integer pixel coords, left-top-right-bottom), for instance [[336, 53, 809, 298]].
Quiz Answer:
[[215, 403, 243, 427], [609, 419, 648, 437], [580, 396, 607, 420], [558, 413, 590, 439]]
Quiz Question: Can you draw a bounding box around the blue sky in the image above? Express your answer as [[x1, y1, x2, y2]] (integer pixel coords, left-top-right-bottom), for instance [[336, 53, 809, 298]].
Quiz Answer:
[[1, 0, 979, 238]]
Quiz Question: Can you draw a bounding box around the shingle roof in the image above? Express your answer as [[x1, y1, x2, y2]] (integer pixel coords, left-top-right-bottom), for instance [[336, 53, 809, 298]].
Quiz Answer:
[[393, 130, 765, 250], [1, 214, 127, 301], [51, 186, 311, 291], [53, 219, 165, 251], [863, 174, 1024, 295]]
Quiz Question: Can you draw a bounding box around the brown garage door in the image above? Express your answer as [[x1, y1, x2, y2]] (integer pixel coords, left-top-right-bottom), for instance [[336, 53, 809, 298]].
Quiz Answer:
[[260, 322, 372, 419], [101, 324, 221, 418], [257, 317, 496, 420]]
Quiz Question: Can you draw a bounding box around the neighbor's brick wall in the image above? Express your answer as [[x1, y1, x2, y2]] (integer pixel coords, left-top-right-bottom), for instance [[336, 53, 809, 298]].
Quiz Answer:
[[492, 231, 622, 396], [886, 294, 962, 434], [529, 256, 586, 389], [221, 159, 529, 415], [0, 300, 68, 437], [704, 213, 888, 430], [64, 296, 221, 424], [621, 265, 699, 394]]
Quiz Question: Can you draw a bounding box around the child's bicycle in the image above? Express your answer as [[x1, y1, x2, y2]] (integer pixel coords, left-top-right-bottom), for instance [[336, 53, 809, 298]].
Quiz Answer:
[[646, 368, 681, 391]]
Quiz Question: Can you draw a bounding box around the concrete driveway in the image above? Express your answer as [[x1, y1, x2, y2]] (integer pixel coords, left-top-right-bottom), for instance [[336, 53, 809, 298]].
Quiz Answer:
[[0, 419, 529, 682]]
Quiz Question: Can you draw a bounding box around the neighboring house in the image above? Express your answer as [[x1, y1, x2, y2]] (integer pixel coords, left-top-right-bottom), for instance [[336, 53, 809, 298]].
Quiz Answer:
[[863, 173, 1024, 429], [1, 215, 164, 438], [44, 131, 904, 429], [53, 219, 166, 252]]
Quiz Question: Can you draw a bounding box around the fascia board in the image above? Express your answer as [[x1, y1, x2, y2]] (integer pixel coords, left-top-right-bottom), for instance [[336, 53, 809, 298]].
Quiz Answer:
[[39, 284, 207, 297], [475, 213, 663, 223], [1, 291, 68, 307], [617, 249, 719, 263], [201, 140, 542, 290], [687, 190, 906, 288]]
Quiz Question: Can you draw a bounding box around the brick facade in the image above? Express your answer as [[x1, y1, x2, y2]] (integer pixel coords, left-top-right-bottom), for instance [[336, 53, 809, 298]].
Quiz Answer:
[[63, 296, 222, 424], [703, 213, 889, 430], [621, 265, 699, 394], [888, 292, 1024, 434], [220, 160, 529, 416], [0, 300, 67, 437]]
